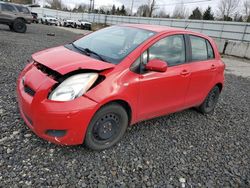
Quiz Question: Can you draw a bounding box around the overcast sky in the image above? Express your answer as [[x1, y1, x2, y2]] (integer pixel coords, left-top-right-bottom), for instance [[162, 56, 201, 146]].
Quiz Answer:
[[38, 0, 226, 15]]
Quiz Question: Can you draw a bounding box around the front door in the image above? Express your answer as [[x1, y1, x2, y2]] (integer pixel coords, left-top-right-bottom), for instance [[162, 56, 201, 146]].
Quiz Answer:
[[138, 34, 191, 121], [0, 4, 17, 23]]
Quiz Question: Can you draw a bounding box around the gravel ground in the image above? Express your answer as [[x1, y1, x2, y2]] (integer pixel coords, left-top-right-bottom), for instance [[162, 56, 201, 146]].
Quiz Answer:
[[0, 24, 250, 187]]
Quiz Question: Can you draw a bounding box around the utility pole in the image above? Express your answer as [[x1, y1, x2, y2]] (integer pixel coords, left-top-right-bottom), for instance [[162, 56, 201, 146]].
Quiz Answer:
[[92, 0, 95, 11], [130, 0, 134, 16], [89, 0, 93, 13]]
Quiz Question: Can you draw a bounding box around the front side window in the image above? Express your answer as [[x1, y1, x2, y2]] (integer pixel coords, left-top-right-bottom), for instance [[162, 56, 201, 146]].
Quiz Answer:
[[73, 26, 155, 64], [2, 4, 16, 12], [147, 35, 186, 67], [190, 35, 214, 61]]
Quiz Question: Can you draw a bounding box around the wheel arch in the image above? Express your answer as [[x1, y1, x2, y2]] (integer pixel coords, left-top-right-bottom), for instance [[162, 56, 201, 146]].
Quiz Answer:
[[97, 99, 132, 125], [215, 82, 223, 92], [15, 17, 26, 23]]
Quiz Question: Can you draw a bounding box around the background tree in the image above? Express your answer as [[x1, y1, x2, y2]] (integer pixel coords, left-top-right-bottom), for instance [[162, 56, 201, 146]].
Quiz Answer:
[[189, 7, 202, 20], [172, 2, 188, 19], [46, 0, 63, 10], [120, 5, 127, 16], [157, 9, 170, 18], [4, 0, 32, 4], [148, 0, 157, 17], [137, 4, 150, 17], [243, 0, 250, 21], [203, 6, 214, 20], [217, 0, 241, 21], [111, 4, 116, 15]]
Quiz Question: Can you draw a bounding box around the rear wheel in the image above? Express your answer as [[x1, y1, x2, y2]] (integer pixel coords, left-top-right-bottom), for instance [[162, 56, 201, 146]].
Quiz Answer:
[[13, 19, 26, 33], [85, 103, 128, 150], [198, 86, 220, 114]]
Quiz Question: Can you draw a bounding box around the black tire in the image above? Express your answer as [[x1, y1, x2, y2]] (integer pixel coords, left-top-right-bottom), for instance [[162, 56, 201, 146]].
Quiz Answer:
[[12, 19, 27, 33], [198, 86, 220, 114], [74, 23, 77, 28], [85, 103, 128, 150]]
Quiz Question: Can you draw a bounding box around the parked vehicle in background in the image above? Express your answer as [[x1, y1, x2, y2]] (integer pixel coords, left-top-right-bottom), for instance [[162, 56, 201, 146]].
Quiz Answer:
[[41, 15, 58, 25], [59, 18, 77, 28], [76, 20, 92, 30], [31, 12, 38, 23], [17, 24, 225, 150], [0, 1, 32, 33]]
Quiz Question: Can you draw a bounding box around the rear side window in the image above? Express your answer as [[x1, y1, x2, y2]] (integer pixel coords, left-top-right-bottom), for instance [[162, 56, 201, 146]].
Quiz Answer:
[[190, 35, 215, 61], [15, 5, 30, 14], [1, 4, 16, 12], [206, 40, 215, 59]]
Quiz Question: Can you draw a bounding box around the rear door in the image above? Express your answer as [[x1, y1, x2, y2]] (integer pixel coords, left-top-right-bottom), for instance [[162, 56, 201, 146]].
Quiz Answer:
[[185, 35, 218, 107]]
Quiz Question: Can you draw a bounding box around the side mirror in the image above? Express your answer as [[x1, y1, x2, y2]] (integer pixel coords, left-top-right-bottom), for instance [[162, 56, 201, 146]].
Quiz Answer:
[[145, 59, 168, 72]]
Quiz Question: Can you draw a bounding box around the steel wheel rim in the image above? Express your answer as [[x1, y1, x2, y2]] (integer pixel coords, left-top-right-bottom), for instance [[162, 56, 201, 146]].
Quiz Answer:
[[92, 113, 120, 142], [206, 89, 218, 108]]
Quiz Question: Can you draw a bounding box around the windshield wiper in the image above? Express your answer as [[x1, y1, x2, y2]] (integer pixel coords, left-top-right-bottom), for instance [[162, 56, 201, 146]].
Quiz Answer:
[[71, 43, 88, 55], [71, 43, 107, 63], [83, 48, 107, 62]]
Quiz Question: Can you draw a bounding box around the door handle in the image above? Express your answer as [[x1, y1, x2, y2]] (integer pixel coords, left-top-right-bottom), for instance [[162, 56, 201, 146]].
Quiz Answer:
[[180, 70, 190, 76], [211, 64, 217, 70]]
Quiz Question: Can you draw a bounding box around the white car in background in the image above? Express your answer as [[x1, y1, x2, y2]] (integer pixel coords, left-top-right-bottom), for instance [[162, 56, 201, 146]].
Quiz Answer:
[[76, 20, 92, 30], [41, 15, 58, 25], [59, 18, 77, 28]]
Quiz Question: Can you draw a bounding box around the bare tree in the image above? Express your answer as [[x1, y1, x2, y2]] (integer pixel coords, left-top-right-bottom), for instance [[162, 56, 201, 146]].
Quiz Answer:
[[217, 0, 241, 20], [46, 0, 63, 10], [243, 0, 250, 19], [137, 4, 150, 17], [157, 8, 170, 18], [172, 2, 188, 19], [148, 0, 157, 17]]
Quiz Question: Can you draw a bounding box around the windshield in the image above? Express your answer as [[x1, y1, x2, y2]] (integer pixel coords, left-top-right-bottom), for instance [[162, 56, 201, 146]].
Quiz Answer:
[[73, 26, 155, 64]]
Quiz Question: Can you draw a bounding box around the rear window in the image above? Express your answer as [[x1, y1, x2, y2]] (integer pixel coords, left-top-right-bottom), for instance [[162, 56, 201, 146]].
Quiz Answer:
[[15, 5, 30, 14]]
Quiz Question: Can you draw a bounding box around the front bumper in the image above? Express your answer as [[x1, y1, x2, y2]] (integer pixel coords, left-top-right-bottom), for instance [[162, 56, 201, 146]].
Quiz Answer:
[[65, 22, 75, 27], [17, 63, 98, 145]]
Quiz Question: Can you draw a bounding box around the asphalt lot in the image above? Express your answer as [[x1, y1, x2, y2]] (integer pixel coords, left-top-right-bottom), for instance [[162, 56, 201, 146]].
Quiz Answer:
[[0, 24, 250, 187]]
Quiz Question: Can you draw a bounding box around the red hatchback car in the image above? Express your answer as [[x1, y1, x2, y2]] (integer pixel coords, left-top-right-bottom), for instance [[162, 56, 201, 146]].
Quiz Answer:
[[17, 24, 225, 150]]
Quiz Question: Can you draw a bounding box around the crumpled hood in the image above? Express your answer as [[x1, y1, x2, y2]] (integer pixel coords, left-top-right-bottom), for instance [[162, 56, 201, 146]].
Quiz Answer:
[[32, 46, 114, 75]]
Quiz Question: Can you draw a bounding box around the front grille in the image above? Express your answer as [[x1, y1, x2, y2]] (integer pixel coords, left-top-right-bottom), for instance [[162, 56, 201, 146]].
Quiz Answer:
[[24, 85, 36, 96]]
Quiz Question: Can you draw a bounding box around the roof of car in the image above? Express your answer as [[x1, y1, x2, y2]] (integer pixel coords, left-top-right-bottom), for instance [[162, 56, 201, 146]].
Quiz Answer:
[[121, 24, 187, 33], [120, 23, 212, 41]]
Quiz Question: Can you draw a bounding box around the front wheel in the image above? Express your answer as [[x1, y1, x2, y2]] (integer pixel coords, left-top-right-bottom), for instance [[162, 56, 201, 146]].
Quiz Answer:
[[198, 86, 220, 114], [85, 103, 128, 150]]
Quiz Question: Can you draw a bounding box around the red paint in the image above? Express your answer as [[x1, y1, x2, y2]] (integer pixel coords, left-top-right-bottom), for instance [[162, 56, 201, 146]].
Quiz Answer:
[[17, 24, 225, 145]]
